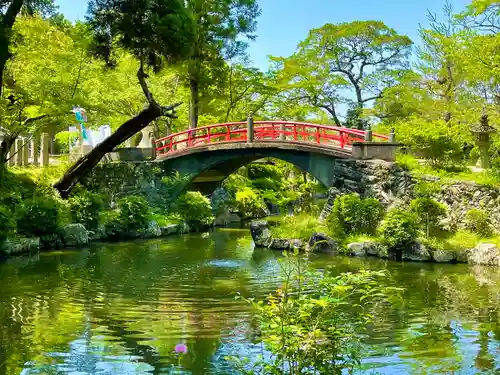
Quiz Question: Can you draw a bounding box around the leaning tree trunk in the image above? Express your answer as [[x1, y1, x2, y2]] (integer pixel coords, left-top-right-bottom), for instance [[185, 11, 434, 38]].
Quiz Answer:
[[54, 105, 161, 198]]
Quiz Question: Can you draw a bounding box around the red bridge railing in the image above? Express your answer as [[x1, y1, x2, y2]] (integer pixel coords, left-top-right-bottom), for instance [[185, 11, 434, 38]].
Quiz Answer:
[[154, 120, 389, 157]]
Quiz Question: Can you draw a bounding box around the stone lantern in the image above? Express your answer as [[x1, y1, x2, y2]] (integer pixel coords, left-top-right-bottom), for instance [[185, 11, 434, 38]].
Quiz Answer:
[[472, 113, 496, 169]]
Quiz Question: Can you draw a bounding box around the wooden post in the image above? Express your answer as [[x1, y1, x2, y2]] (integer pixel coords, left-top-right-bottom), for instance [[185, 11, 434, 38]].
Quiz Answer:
[[32, 137, 39, 166], [22, 137, 29, 166], [15, 138, 23, 166], [247, 116, 254, 143], [41, 133, 50, 166]]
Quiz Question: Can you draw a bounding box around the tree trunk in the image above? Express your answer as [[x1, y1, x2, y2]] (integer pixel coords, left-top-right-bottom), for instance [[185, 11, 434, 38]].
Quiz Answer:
[[189, 78, 199, 129], [320, 105, 341, 126], [0, 0, 24, 97], [54, 105, 161, 198]]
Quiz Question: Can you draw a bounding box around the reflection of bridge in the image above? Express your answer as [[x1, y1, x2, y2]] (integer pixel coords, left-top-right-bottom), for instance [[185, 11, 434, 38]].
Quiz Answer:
[[152, 120, 397, 195]]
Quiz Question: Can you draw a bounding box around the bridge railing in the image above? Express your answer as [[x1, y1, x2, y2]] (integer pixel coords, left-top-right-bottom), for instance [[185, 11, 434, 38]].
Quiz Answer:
[[154, 120, 389, 157]]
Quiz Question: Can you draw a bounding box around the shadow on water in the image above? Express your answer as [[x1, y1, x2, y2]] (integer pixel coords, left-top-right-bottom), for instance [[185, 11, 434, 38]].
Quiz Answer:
[[0, 228, 499, 374]]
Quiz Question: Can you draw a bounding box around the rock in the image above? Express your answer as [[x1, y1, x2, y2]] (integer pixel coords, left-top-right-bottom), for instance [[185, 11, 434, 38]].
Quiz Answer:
[[347, 242, 367, 257], [145, 221, 162, 237], [250, 221, 272, 247], [1, 237, 40, 255], [467, 243, 500, 266], [181, 223, 191, 234], [160, 224, 181, 236], [40, 234, 64, 249], [88, 225, 106, 241], [431, 249, 456, 263], [308, 232, 338, 254], [61, 224, 89, 247], [401, 242, 431, 262], [214, 212, 241, 227], [269, 238, 290, 250], [290, 239, 304, 250], [455, 249, 469, 263], [365, 241, 383, 256]]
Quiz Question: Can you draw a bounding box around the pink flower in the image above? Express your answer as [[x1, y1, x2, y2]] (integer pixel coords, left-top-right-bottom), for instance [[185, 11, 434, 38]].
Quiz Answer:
[[175, 344, 188, 354]]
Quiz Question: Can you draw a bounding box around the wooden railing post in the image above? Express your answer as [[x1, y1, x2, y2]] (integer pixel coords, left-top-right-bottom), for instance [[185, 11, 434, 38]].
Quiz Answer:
[[279, 123, 285, 141], [247, 116, 254, 143], [339, 131, 345, 148]]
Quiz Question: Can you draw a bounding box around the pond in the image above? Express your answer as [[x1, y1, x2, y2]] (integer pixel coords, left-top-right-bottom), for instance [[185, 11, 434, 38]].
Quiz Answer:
[[0, 228, 499, 374]]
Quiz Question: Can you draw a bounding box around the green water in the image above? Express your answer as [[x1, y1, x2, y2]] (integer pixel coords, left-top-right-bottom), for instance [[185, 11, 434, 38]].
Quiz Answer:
[[0, 228, 499, 375]]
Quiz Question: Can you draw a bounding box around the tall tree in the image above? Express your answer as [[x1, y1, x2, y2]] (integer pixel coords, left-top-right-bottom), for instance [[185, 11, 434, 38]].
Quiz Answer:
[[184, 0, 260, 128], [54, 0, 193, 197], [294, 21, 412, 128]]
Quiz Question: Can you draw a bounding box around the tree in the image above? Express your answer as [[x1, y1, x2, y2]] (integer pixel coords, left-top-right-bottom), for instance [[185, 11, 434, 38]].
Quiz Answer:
[[270, 53, 348, 125], [296, 21, 412, 128], [184, 0, 260, 128], [54, 0, 194, 197]]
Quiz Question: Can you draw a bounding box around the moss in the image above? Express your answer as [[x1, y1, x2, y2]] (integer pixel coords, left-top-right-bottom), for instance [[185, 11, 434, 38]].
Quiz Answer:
[[422, 230, 500, 251]]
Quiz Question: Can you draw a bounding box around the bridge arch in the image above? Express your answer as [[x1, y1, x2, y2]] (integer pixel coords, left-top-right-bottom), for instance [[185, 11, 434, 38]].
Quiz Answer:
[[158, 143, 346, 197]]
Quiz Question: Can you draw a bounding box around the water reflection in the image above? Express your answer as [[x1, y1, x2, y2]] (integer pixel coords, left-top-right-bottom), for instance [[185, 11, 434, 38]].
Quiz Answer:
[[0, 228, 499, 374]]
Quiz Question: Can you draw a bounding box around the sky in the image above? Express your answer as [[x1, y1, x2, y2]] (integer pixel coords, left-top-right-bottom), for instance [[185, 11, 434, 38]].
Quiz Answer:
[[56, 0, 471, 70]]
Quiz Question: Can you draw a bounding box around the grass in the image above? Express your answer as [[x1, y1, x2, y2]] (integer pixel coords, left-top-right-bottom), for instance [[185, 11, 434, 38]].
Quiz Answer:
[[8, 164, 70, 185], [270, 214, 328, 241], [422, 230, 500, 251], [396, 154, 500, 187]]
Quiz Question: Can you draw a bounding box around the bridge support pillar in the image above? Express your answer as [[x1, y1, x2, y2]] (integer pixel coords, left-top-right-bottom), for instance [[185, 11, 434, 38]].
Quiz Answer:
[[352, 141, 399, 162], [247, 116, 254, 143]]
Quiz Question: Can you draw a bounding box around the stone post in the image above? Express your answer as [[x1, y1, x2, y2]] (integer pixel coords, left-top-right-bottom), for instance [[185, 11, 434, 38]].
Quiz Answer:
[[472, 114, 496, 169], [41, 133, 50, 166], [31, 137, 39, 166], [279, 123, 286, 141], [15, 138, 23, 166], [247, 116, 254, 143], [150, 137, 156, 160], [364, 128, 373, 142], [22, 137, 29, 166], [138, 126, 154, 148], [389, 128, 396, 143]]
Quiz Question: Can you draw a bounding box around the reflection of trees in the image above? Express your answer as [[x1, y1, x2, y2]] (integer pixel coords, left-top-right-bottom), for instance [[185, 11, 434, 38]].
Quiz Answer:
[[0, 229, 268, 374]]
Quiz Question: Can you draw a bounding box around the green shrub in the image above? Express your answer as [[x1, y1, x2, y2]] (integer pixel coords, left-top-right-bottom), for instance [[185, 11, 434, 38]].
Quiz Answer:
[[409, 197, 446, 238], [465, 209, 492, 237], [116, 196, 151, 232], [17, 196, 60, 237], [0, 205, 16, 242], [251, 177, 280, 191], [327, 194, 383, 238], [176, 192, 214, 228], [271, 214, 328, 241], [234, 187, 267, 219], [68, 190, 104, 230], [247, 163, 283, 180], [378, 209, 420, 248]]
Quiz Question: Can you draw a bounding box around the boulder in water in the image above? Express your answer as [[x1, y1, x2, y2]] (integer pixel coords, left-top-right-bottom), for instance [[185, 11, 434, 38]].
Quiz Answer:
[[431, 249, 456, 263], [467, 243, 500, 266], [308, 232, 338, 254], [250, 221, 272, 247], [61, 224, 89, 247], [401, 242, 431, 262]]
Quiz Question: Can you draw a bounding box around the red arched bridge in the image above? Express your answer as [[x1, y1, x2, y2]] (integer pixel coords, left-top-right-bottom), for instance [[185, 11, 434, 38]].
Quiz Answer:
[[151, 120, 397, 195]]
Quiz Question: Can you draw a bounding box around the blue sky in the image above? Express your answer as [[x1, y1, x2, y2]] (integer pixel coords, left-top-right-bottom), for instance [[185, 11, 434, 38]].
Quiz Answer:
[[56, 0, 471, 70]]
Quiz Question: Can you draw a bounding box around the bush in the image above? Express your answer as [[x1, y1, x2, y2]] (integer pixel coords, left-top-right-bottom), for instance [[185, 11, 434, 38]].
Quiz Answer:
[[378, 209, 420, 248], [271, 214, 328, 241], [176, 191, 214, 228], [0, 205, 16, 242], [465, 209, 493, 237], [68, 190, 104, 230], [234, 187, 267, 219], [247, 163, 283, 180], [116, 196, 151, 232], [17, 196, 60, 237], [327, 194, 383, 238], [409, 197, 446, 237], [251, 177, 280, 191]]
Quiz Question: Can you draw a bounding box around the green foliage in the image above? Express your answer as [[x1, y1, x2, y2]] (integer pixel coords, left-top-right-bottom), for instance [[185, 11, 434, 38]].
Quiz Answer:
[[116, 196, 151, 233], [0, 206, 16, 243], [378, 209, 420, 248], [465, 208, 493, 237], [409, 197, 447, 237], [17, 196, 60, 237], [236, 252, 402, 374], [234, 187, 267, 219], [251, 177, 280, 191], [175, 192, 214, 228], [54, 131, 78, 154], [327, 194, 383, 238], [271, 214, 328, 241], [247, 163, 284, 180], [67, 189, 104, 230]]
